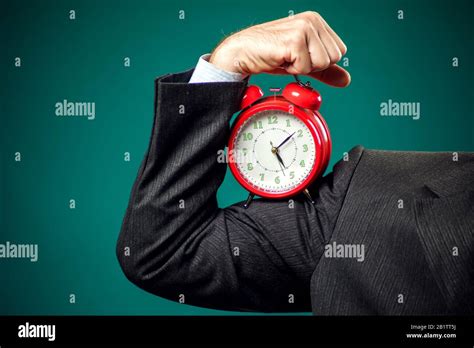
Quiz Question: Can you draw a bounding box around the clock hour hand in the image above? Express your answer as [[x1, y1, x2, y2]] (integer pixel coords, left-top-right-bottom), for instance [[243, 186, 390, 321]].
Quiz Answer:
[[276, 131, 295, 149]]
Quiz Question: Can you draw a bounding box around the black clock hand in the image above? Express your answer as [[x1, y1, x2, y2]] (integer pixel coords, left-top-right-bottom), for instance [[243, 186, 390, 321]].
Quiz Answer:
[[275, 152, 286, 169], [275, 152, 286, 176], [276, 132, 295, 149], [270, 141, 286, 175]]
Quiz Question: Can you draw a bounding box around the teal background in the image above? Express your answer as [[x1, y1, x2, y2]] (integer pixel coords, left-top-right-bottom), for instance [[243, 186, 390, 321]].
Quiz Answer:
[[1, 0, 472, 315]]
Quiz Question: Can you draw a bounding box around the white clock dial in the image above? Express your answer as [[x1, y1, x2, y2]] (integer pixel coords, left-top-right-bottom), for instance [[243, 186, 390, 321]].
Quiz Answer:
[[232, 110, 316, 194]]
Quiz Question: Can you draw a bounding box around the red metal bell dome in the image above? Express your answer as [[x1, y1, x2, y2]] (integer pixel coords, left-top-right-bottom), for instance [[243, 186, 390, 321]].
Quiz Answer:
[[282, 82, 322, 110]]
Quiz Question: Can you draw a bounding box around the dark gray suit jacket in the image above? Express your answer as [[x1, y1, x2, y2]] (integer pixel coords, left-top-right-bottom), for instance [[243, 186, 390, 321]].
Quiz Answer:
[[117, 69, 474, 314]]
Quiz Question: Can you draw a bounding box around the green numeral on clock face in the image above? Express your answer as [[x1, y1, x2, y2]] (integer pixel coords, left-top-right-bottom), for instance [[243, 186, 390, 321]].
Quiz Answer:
[[286, 119, 291, 127], [300, 160, 305, 167], [268, 115, 278, 124], [259, 173, 264, 181], [303, 144, 308, 152], [253, 121, 263, 129], [297, 129, 303, 137], [243, 132, 253, 141], [247, 163, 253, 170], [290, 171, 295, 179], [275, 176, 280, 184]]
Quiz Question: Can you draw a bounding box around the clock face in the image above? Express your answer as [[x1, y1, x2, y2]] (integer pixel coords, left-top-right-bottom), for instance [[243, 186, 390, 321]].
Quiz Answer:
[[230, 109, 317, 195]]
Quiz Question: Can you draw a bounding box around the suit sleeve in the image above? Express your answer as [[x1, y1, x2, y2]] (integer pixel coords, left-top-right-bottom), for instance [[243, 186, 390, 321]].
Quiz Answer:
[[116, 69, 363, 312]]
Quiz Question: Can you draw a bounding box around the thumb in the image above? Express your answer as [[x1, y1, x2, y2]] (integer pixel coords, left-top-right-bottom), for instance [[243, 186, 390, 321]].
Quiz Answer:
[[265, 64, 351, 88], [308, 65, 351, 88]]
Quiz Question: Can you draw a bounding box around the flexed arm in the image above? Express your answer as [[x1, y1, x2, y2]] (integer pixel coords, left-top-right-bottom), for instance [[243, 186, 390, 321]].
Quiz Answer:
[[116, 12, 356, 312]]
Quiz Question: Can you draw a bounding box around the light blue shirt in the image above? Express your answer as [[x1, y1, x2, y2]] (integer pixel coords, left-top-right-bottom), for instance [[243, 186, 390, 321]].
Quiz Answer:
[[189, 54, 245, 83]]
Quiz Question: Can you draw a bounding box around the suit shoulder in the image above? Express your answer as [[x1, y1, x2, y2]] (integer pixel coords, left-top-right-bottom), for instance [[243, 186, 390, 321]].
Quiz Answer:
[[349, 148, 474, 198]]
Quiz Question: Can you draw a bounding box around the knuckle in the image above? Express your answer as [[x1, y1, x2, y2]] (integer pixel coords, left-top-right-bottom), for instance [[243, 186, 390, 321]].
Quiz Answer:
[[294, 17, 309, 29], [287, 33, 306, 47], [302, 11, 320, 20]]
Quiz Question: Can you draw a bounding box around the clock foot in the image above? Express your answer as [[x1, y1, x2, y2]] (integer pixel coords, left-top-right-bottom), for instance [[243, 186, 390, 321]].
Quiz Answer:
[[243, 193, 255, 209], [303, 189, 315, 205]]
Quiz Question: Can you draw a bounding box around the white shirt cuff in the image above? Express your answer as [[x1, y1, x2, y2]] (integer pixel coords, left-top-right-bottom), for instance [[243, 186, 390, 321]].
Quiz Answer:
[[189, 54, 244, 83]]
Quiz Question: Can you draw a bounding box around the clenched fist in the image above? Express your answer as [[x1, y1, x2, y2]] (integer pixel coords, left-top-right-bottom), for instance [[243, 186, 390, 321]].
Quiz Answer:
[[210, 11, 350, 87]]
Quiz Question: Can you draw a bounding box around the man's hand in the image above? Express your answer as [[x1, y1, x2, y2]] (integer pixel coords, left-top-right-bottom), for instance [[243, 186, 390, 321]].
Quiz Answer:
[[210, 11, 350, 87]]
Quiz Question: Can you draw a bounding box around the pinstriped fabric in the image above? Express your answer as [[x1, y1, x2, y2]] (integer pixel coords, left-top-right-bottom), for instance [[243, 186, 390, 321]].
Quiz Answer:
[[414, 191, 474, 313], [311, 150, 473, 315], [117, 70, 474, 314], [116, 69, 362, 312]]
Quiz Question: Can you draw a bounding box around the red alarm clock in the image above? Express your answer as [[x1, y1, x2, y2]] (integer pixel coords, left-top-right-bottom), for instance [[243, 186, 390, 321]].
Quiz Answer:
[[228, 76, 331, 207]]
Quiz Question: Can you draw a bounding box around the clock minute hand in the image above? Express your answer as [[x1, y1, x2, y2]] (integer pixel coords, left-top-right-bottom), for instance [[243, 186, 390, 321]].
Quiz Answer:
[[277, 161, 286, 176], [276, 132, 296, 149]]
